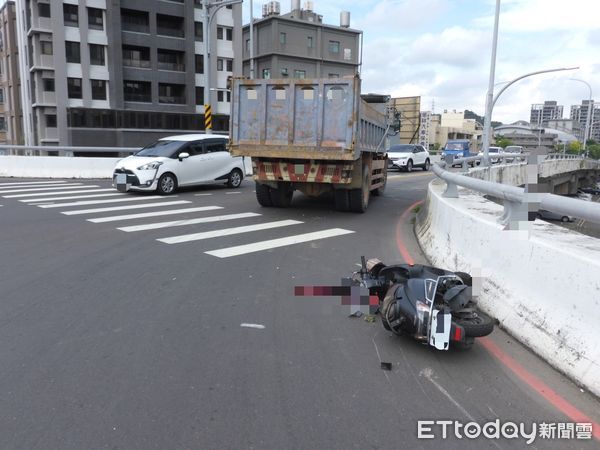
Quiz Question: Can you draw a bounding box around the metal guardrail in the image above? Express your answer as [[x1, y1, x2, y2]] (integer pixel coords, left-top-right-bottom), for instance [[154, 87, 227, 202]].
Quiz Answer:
[[0, 145, 141, 156], [432, 157, 600, 228]]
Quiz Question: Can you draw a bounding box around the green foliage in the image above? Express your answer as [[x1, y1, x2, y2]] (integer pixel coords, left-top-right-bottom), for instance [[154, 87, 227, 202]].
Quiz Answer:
[[567, 141, 582, 154], [433, 142, 441, 151], [493, 136, 513, 148], [587, 143, 600, 160]]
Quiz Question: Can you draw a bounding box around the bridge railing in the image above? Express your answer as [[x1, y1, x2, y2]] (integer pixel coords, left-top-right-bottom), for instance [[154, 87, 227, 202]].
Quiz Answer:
[[433, 156, 600, 227], [0, 145, 141, 156]]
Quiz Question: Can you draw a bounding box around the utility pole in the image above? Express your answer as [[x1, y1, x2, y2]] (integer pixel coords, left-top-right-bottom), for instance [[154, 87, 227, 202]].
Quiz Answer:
[[249, 0, 255, 78]]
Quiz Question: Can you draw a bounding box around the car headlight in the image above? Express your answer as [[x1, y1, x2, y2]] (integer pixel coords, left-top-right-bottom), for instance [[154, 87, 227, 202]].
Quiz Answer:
[[137, 161, 163, 170], [457, 152, 464, 157]]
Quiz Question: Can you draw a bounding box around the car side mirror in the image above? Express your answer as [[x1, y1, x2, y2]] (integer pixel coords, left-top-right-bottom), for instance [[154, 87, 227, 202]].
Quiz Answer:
[[178, 152, 189, 161]]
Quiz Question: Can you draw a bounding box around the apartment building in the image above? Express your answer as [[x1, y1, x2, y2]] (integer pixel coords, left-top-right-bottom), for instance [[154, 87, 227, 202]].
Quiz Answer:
[[242, 1, 360, 79], [16, 0, 242, 149], [570, 100, 600, 142], [0, 0, 23, 145], [530, 100, 563, 127]]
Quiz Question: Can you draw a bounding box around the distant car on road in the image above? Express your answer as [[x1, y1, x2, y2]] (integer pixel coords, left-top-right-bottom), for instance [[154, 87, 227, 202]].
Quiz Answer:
[[578, 187, 600, 195], [112, 134, 245, 195], [504, 145, 525, 162], [477, 146, 502, 164], [536, 209, 574, 223], [387, 144, 430, 172]]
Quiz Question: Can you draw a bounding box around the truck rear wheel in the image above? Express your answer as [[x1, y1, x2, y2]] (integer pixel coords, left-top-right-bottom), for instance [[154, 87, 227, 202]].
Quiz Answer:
[[270, 183, 293, 207], [349, 165, 370, 213], [334, 189, 350, 211], [255, 182, 273, 207]]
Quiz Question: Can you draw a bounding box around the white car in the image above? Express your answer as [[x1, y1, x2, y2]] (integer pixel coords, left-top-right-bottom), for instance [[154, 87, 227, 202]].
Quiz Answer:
[[477, 146, 502, 164], [113, 134, 246, 195], [387, 144, 430, 172]]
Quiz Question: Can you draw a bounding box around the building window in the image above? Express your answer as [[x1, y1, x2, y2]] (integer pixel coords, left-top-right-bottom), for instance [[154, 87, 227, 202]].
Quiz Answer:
[[63, 4, 78, 27], [67, 78, 82, 99], [157, 14, 184, 38], [157, 49, 185, 72], [88, 7, 104, 30], [159, 83, 185, 104], [217, 27, 232, 41], [195, 54, 204, 74], [194, 22, 203, 42], [0, 116, 6, 131], [307, 36, 313, 48], [226, 28, 233, 41], [280, 32, 286, 45], [41, 41, 53, 55], [262, 68, 271, 79], [124, 80, 151, 103], [91, 80, 107, 100], [89, 44, 105, 65], [194, 0, 203, 7], [122, 45, 150, 69], [0, 89, 3, 103], [245, 39, 250, 51], [121, 8, 149, 34], [43, 78, 55, 92], [217, 59, 223, 71], [45, 114, 57, 127], [38, 3, 51, 18], [217, 58, 233, 72], [217, 91, 224, 102], [294, 69, 306, 79], [217, 27, 223, 40], [196, 86, 204, 105], [281, 68, 288, 76], [329, 73, 339, 78], [329, 40, 340, 53], [227, 91, 231, 102], [65, 41, 81, 63]]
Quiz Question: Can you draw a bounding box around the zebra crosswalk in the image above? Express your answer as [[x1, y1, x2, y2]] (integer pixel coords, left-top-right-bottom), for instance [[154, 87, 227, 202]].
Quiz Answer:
[[2, 180, 355, 258]]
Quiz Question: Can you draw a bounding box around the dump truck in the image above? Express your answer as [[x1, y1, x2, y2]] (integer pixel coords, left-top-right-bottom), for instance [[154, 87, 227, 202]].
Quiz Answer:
[[229, 76, 396, 212]]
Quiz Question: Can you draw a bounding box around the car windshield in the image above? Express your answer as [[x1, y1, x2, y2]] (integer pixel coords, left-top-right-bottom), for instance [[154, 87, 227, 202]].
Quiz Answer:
[[136, 140, 187, 157], [445, 143, 466, 150], [388, 145, 413, 153], [489, 148, 500, 153], [505, 146, 521, 152]]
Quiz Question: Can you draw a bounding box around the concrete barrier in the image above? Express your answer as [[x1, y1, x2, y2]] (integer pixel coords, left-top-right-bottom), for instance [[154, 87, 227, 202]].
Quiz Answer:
[[417, 166, 600, 397], [0, 155, 254, 179]]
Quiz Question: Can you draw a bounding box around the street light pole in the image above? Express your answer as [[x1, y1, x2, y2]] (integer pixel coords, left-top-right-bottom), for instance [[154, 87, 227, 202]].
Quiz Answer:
[[249, 0, 255, 78], [202, 0, 244, 134], [481, 0, 501, 167], [569, 78, 593, 156]]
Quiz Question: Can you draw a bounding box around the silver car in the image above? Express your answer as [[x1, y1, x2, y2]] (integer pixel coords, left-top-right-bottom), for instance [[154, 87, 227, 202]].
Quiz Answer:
[[536, 210, 574, 222]]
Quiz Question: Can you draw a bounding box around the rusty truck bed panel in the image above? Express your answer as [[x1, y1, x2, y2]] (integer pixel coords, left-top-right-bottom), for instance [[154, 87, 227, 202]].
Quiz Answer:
[[230, 77, 386, 160]]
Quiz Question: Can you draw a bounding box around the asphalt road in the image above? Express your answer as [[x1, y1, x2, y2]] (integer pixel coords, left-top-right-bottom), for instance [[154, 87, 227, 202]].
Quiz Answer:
[[0, 173, 598, 449]]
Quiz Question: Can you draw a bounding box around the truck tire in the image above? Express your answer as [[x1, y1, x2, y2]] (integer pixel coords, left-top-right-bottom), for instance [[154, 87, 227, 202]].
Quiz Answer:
[[270, 183, 293, 207], [334, 189, 350, 211], [349, 164, 370, 213], [255, 182, 273, 207]]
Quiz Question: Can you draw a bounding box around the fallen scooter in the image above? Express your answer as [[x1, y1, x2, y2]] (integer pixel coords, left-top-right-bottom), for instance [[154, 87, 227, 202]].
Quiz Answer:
[[352, 257, 494, 350]]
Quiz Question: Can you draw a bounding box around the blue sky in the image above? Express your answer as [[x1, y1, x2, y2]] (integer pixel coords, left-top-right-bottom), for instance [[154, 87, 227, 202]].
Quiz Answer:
[[244, 0, 599, 124]]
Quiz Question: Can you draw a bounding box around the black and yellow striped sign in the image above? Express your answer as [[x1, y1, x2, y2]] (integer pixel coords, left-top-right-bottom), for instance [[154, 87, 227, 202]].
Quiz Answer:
[[204, 104, 212, 131]]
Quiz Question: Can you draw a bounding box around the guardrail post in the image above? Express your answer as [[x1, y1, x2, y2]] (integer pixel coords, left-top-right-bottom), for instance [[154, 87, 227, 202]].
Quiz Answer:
[[442, 180, 459, 198], [498, 199, 528, 229]]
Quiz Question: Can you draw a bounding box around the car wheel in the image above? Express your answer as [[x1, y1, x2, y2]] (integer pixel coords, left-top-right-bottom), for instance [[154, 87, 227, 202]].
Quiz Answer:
[[422, 159, 430, 171], [227, 168, 243, 188], [561, 216, 570, 222], [536, 213, 542, 220], [157, 173, 177, 195], [406, 160, 413, 172]]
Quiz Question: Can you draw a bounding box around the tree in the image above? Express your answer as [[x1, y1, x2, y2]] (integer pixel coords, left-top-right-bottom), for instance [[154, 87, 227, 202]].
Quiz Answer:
[[493, 135, 512, 148], [567, 141, 582, 154], [587, 143, 600, 160]]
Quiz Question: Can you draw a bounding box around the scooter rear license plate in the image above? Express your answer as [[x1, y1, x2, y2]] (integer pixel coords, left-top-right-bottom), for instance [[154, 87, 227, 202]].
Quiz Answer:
[[430, 310, 451, 350]]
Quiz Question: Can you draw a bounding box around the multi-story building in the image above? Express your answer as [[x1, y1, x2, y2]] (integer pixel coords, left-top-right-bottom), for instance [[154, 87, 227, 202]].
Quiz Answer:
[[530, 100, 563, 126], [0, 0, 23, 145], [15, 0, 242, 149], [570, 100, 600, 142], [242, 1, 360, 79]]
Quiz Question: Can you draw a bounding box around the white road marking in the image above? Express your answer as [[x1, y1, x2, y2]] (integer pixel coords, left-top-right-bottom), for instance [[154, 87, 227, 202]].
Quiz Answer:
[[117, 212, 261, 232], [0, 184, 92, 194], [0, 180, 67, 187], [225, 191, 242, 194], [205, 228, 355, 258], [240, 323, 265, 329], [20, 193, 125, 203], [158, 220, 302, 244], [61, 201, 191, 215], [420, 367, 476, 421], [194, 193, 213, 196], [87, 206, 224, 223], [3, 188, 115, 198], [38, 195, 166, 208]]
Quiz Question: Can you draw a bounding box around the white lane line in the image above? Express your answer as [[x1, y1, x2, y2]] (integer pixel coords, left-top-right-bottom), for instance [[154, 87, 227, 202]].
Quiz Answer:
[[225, 191, 242, 195], [205, 228, 355, 258], [38, 195, 166, 208], [0, 184, 95, 194], [194, 193, 213, 196], [3, 188, 115, 198], [87, 206, 224, 223], [61, 200, 191, 215], [20, 193, 125, 203], [0, 180, 67, 187], [117, 212, 261, 232], [158, 220, 302, 244], [240, 323, 265, 329]]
